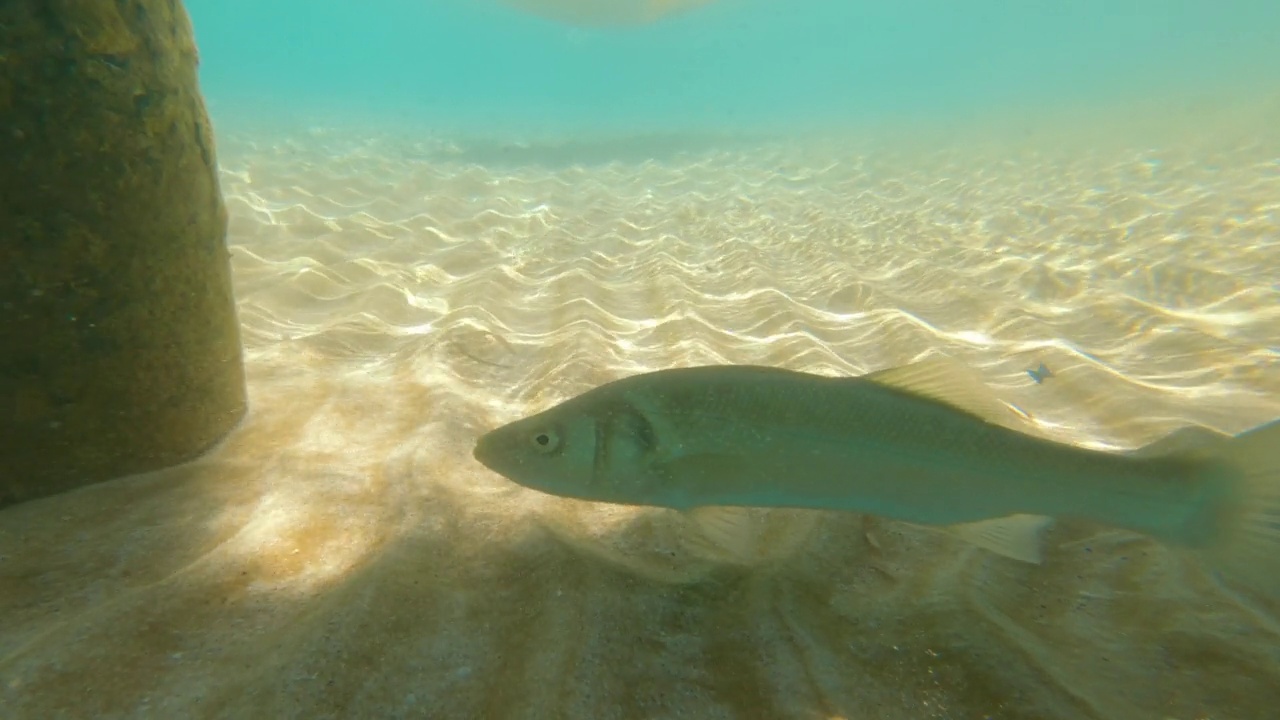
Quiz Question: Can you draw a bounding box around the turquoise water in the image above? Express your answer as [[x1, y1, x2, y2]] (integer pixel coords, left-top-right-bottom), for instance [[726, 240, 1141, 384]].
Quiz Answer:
[[187, 0, 1280, 136]]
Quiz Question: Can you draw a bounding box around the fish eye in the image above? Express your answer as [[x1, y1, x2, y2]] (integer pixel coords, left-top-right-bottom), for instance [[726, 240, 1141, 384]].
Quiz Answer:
[[530, 427, 561, 454]]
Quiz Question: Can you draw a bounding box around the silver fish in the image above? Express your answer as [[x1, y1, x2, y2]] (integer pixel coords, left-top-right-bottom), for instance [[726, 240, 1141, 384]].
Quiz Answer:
[[473, 358, 1280, 591]]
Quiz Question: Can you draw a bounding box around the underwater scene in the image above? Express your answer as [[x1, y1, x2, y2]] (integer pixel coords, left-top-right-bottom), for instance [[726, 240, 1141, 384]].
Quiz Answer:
[[2, 1, 1280, 718]]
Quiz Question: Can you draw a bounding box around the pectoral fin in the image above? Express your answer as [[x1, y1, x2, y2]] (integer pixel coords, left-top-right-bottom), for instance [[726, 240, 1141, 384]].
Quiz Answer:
[[936, 514, 1055, 564]]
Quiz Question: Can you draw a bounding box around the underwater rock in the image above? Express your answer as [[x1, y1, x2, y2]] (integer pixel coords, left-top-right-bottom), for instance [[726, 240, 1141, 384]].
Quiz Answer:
[[0, 0, 246, 507]]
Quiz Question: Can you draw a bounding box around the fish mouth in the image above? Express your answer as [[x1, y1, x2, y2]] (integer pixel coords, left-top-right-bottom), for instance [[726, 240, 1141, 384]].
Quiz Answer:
[[473, 428, 517, 479], [472, 431, 496, 469]]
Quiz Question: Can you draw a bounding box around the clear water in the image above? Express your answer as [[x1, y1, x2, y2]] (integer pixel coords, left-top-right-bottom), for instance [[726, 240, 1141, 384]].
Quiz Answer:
[[5, 2, 1280, 719], [187, 0, 1280, 136]]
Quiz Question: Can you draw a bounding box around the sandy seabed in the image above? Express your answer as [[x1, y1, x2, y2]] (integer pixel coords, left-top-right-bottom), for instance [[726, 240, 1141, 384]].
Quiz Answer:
[[2, 100, 1280, 719]]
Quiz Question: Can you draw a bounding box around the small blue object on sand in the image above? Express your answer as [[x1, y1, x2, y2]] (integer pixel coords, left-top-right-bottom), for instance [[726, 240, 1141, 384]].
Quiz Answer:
[[1026, 363, 1053, 384]]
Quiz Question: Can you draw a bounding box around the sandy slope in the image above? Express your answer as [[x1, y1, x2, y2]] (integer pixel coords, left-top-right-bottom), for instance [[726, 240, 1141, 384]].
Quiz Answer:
[[2, 106, 1279, 719]]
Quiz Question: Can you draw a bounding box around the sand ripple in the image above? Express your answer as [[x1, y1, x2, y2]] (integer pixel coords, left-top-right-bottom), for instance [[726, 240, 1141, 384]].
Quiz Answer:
[[2, 118, 1279, 719]]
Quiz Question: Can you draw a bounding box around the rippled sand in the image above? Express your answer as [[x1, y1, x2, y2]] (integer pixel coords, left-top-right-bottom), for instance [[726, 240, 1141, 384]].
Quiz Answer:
[[3, 105, 1280, 719]]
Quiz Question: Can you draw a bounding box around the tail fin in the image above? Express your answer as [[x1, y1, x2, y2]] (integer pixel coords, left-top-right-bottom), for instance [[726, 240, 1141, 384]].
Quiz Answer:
[[1199, 418, 1280, 598]]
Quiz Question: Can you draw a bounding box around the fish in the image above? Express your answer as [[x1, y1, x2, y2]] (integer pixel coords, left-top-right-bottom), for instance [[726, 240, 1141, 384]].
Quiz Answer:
[[473, 358, 1280, 593], [1026, 362, 1053, 384], [490, 0, 719, 26]]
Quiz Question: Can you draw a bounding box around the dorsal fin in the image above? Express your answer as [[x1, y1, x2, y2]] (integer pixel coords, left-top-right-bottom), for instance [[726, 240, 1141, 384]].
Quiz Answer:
[[1126, 426, 1232, 459], [862, 358, 1028, 431]]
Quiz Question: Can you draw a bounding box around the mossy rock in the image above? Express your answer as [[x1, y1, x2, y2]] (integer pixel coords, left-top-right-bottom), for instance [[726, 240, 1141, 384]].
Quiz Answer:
[[0, 0, 246, 507]]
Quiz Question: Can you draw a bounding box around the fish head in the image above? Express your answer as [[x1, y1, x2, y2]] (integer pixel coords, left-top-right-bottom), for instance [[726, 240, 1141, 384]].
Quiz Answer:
[[473, 404, 597, 496], [473, 390, 676, 506]]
